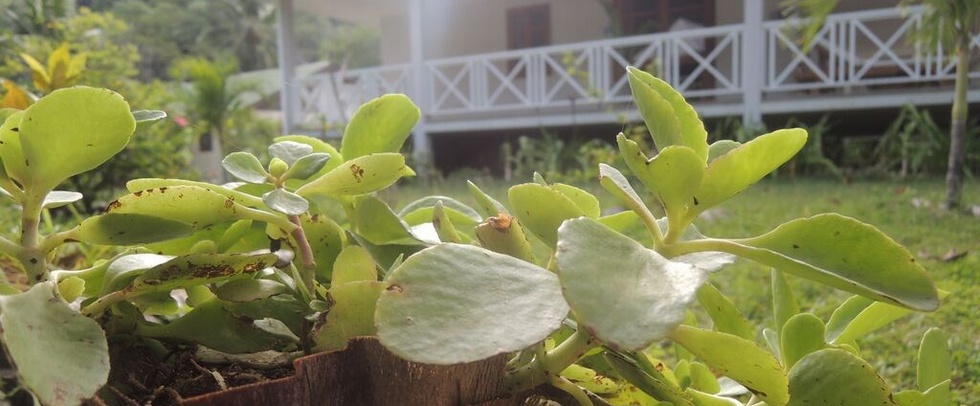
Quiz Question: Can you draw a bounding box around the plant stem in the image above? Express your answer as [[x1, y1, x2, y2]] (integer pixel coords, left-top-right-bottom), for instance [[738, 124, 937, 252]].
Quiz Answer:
[[288, 215, 316, 294], [19, 192, 46, 283], [40, 227, 79, 254], [504, 328, 598, 393], [0, 235, 21, 258], [550, 375, 594, 406], [81, 290, 132, 317]]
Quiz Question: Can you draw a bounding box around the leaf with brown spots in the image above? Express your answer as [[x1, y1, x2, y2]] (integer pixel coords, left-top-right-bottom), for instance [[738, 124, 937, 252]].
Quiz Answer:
[[126, 252, 279, 294]]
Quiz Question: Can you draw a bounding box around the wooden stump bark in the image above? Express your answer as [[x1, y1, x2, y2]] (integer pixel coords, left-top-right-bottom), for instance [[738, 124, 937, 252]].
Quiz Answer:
[[181, 337, 527, 406]]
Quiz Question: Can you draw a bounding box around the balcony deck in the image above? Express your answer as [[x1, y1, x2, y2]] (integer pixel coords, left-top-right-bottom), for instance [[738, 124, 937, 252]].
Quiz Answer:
[[294, 6, 980, 135]]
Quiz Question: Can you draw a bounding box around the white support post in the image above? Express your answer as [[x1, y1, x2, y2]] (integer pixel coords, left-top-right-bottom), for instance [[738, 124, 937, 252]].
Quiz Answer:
[[741, 0, 765, 134], [277, 0, 298, 135], [408, 0, 433, 177]]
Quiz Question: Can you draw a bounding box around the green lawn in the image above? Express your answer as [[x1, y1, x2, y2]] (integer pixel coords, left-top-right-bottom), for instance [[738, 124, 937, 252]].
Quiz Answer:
[[386, 176, 979, 403]]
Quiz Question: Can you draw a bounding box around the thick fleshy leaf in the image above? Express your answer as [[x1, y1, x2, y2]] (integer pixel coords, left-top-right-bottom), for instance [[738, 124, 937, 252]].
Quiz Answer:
[[105, 185, 293, 232], [824, 295, 873, 343], [269, 140, 313, 165], [314, 281, 383, 352], [772, 269, 800, 333], [597, 163, 662, 237], [76, 213, 195, 245], [696, 283, 754, 340], [693, 129, 807, 217], [509, 183, 586, 247], [557, 218, 705, 350], [127, 252, 279, 294], [787, 349, 896, 406], [467, 180, 507, 217], [295, 153, 414, 198], [734, 214, 939, 311], [604, 352, 694, 406], [102, 253, 173, 294], [276, 135, 343, 183], [215, 279, 287, 302], [627, 66, 708, 161], [707, 140, 741, 164], [474, 213, 536, 263], [645, 146, 705, 227], [0, 110, 29, 185], [827, 297, 919, 344], [917, 328, 950, 403], [894, 382, 952, 406], [0, 282, 109, 406], [42, 190, 82, 209], [332, 245, 377, 285], [262, 188, 309, 215], [341, 94, 419, 160], [398, 195, 481, 226], [132, 109, 166, 124], [301, 214, 348, 282], [222, 152, 269, 183], [551, 183, 600, 218], [19, 87, 135, 192], [282, 152, 330, 181], [352, 196, 421, 245], [127, 178, 264, 208], [376, 244, 568, 364], [137, 298, 296, 354], [669, 325, 789, 405], [781, 313, 827, 369]]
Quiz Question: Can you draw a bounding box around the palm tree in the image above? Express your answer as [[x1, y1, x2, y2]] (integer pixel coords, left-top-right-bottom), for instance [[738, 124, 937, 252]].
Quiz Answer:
[[786, 0, 979, 209], [909, 0, 980, 209]]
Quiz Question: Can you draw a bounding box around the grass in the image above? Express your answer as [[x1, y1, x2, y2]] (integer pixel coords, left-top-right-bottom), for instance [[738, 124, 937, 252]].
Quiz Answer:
[[386, 175, 978, 403]]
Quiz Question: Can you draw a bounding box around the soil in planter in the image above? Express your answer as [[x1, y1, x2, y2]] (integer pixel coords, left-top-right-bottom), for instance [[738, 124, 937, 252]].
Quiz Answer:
[[93, 338, 295, 406]]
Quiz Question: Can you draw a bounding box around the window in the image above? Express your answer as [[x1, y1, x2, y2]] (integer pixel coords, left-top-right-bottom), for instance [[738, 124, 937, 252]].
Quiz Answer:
[[612, 0, 713, 36], [507, 4, 551, 50]]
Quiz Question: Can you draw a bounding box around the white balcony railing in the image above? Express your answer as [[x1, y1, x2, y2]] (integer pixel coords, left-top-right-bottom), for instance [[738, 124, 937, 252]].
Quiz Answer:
[[295, 6, 980, 129]]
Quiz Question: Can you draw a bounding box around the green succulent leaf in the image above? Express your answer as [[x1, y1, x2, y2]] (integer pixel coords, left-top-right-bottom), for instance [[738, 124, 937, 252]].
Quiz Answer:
[[781, 313, 827, 369], [105, 185, 294, 232], [669, 325, 789, 405], [352, 195, 422, 245], [314, 281, 383, 352], [222, 152, 269, 183], [341, 94, 420, 160], [215, 279, 288, 302], [282, 152, 331, 181], [644, 145, 705, 228], [398, 195, 482, 226], [696, 283, 754, 340], [137, 297, 296, 354], [917, 328, 950, 396], [467, 180, 507, 217], [597, 163, 662, 239], [132, 109, 167, 124], [626, 66, 708, 160], [787, 348, 896, 406], [826, 295, 933, 345], [76, 213, 196, 245], [557, 218, 705, 350], [772, 269, 800, 333], [0, 110, 28, 185], [734, 213, 939, 311], [604, 351, 694, 406], [509, 182, 587, 247], [551, 183, 601, 218], [19, 87, 135, 192], [0, 282, 109, 406], [707, 140, 741, 164], [42, 190, 82, 209], [127, 178, 265, 208], [376, 244, 568, 364], [296, 153, 414, 198], [101, 253, 173, 294], [332, 245, 378, 285], [269, 140, 313, 165], [693, 129, 807, 217], [301, 214, 348, 282], [262, 188, 309, 215]]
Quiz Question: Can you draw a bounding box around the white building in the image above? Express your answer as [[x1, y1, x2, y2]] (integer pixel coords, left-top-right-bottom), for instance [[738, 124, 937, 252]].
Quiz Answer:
[[269, 0, 980, 170]]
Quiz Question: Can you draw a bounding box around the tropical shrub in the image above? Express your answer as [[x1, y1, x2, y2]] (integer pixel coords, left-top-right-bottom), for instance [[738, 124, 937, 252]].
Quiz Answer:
[[0, 67, 948, 406]]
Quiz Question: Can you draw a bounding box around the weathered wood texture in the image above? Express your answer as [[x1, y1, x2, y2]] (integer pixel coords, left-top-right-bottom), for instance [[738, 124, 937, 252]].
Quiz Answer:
[[181, 337, 527, 406]]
